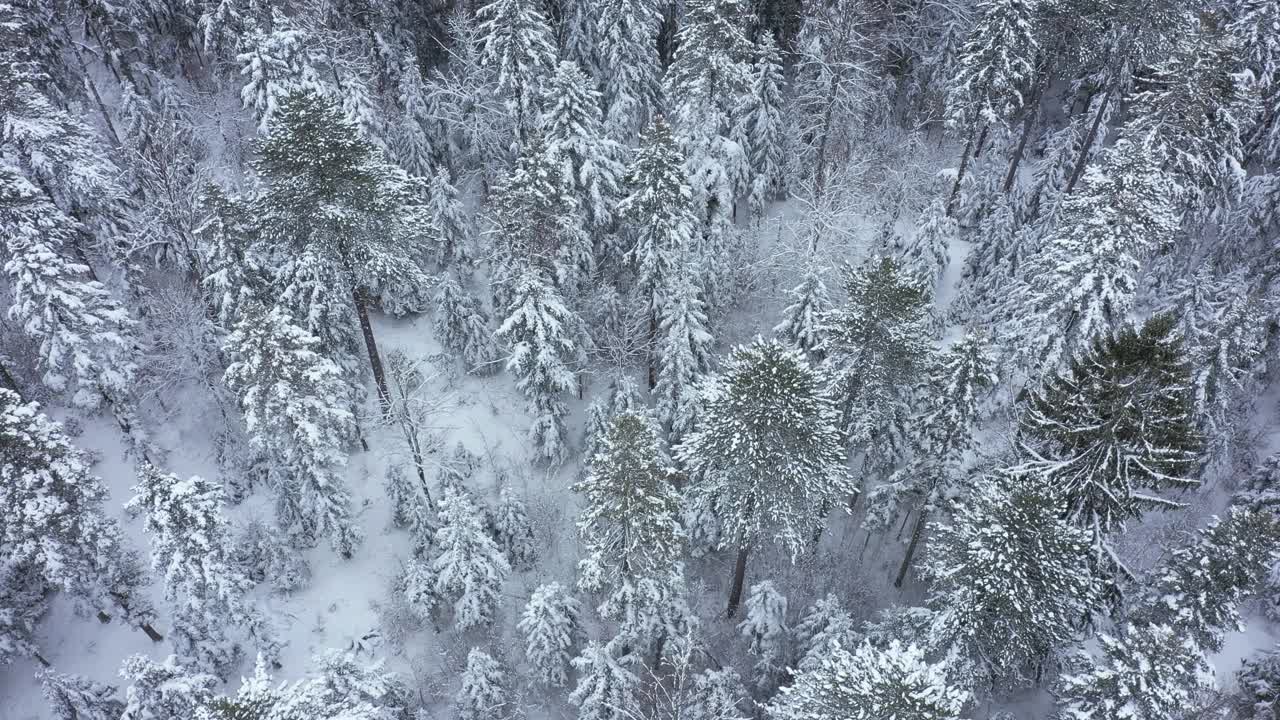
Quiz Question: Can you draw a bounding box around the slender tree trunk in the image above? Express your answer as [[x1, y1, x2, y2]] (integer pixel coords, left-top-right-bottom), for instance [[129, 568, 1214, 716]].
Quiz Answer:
[[810, 499, 830, 553], [352, 287, 391, 410], [893, 511, 927, 588], [971, 124, 990, 160], [945, 127, 979, 217], [812, 75, 840, 203], [97, 610, 164, 642], [33, 651, 51, 668], [648, 310, 658, 389], [1064, 87, 1112, 196], [895, 510, 912, 540], [726, 537, 752, 618], [1004, 57, 1054, 194], [59, 21, 124, 148]]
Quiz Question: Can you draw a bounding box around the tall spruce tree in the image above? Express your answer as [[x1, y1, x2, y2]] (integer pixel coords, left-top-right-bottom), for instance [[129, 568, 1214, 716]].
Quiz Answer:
[[478, 0, 558, 141], [541, 60, 626, 235], [678, 339, 850, 616], [596, 0, 662, 140]]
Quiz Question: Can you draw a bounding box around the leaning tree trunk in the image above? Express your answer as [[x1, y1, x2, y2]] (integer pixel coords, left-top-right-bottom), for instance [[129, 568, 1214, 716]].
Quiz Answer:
[[352, 287, 391, 410], [812, 74, 841, 203], [726, 535, 752, 618], [1064, 86, 1113, 196], [893, 510, 928, 588], [1004, 54, 1056, 194], [946, 125, 982, 217]]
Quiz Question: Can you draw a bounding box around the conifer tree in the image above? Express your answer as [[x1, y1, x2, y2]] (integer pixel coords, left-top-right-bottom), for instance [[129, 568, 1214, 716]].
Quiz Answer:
[[488, 486, 538, 570], [518, 582, 582, 687], [1129, 509, 1280, 653], [902, 198, 956, 292], [924, 472, 1099, 689], [223, 302, 361, 555], [496, 269, 582, 464], [1056, 623, 1207, 720], [0, 166, 137, 408], [774, 270, 831, 360], [478, 0, 558, 140], [596, 0, 662, 140], [393, 58, 443, 180], [541, 60, 626, 234], [1238, 645, 1280, 720], [737, 33, 787, 217], [865, 330, 997, 586], [771, 640, 968, 720], [738, 581, 788, 691], [583, 376, 652, 462], [654, 271, 714, 443], [687, 667, 751, 720], [943, 0, 1039, 215], [119, 654, 218, 720], [575, 412, 689, 649], [679, 339, 851, 616], [1017, 314, 1202, 592], [822, 258, 933, 473], [570, 640, 641, 720], [38, 670, 122, 720], [250, 89, 433, 407], [434, 276, 501, 376], [456, 649, 510, 720], [617, 117, 701, 389], [792, 594, 858, 672], [423, 167, 477, 272], [1008, 139, 1177, 371], [431, 488, 511, 630], [127, 465, 280, 676], [0, 559, 42, 667], [0, 389, 157, 636]]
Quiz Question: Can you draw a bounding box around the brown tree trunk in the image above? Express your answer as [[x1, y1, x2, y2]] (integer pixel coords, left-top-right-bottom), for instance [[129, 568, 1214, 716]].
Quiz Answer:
[[893, 511, 927, 588], [141, 623, 164, 642], [352, 287, 391, 410], [648, 311, 658, 389], [1004, 57, 1054, 193], [0, 359, 20, 395], [946, 127, 979, 217], [34, 651, 51, 668], [726, 538, 751, 618], [812, 75, 840, 203], [1064, 87, 1113, 196]]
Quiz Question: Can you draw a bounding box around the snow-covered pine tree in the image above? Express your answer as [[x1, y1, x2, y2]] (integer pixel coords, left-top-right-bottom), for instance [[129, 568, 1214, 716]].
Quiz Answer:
[[1233, 0, 1280, 165], [901, 198, 956, 293], [434, 275, 501, 376], [596, 0, 662, 140], [488, 486, 538, 569], [456, 649, 510, 720], [1127, 20, 1250, 215], [402, 555, 438, 623], [233, 518, 312, 594], [617, 117, 702, 387], [774, 269, 831, 360], [0, 166, 137, 408], [737, 580, 788, 691], [770, 639, 968, 720], [1128, 509, 1280, 653], [678, 338, 851, 616], [496, 268, 582, 465], [223, 301, 362, 555], [736, 33, 786, 218], [943, 0, 1039, 215], [478, 0, 558, 140], [236, 16, 319, 132], [119, 654, 219, 720], [38, 670, 123, 720], [518, 581, 582, 687], [0, 559, 43, 667], [791, 593, 859, 672], [1238, 644, 1280, 720], [541, 60, 625, 235], [563, 0, 602, 79], [569, 640, 641, 720], [654, 268, 715, 445], [250, 88, 433, 405], [431, 488, 511, 630], [582, 376, 652, 463], [822, 257, 933, 474], [923, 472, 1099, 690], [424, 167, 477, 272], [127, 464, 280, 676], [865, 330, 997, 586], [574, 412, 689, 650], [1016, 314, 1201, 595], [393, 57, 443, 180], [686, 667, 751, 720], [489, 133, 593, 301], [1006, 138, 1178, 372], [664, 0, 753, 228], [1055, 623, 1208, 720], [0, 389, 157, 636]]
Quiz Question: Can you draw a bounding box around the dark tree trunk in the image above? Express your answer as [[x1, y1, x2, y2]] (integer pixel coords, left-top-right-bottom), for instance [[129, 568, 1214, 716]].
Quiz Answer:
[[33, 651, 51, 668], [141, 623, 164, 642], [648, 311, 658, 389], [812, 75, 840, 203], [810, 499, 830, 553], [726, 538, 752, 618], [352, 287, 391, 410], [1064, 87, 1113, 196], [1005, 56, 1055, 193], [0, 359, 20, 395], [946, 127, 980, 217], [893, 511, 927, 588]]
